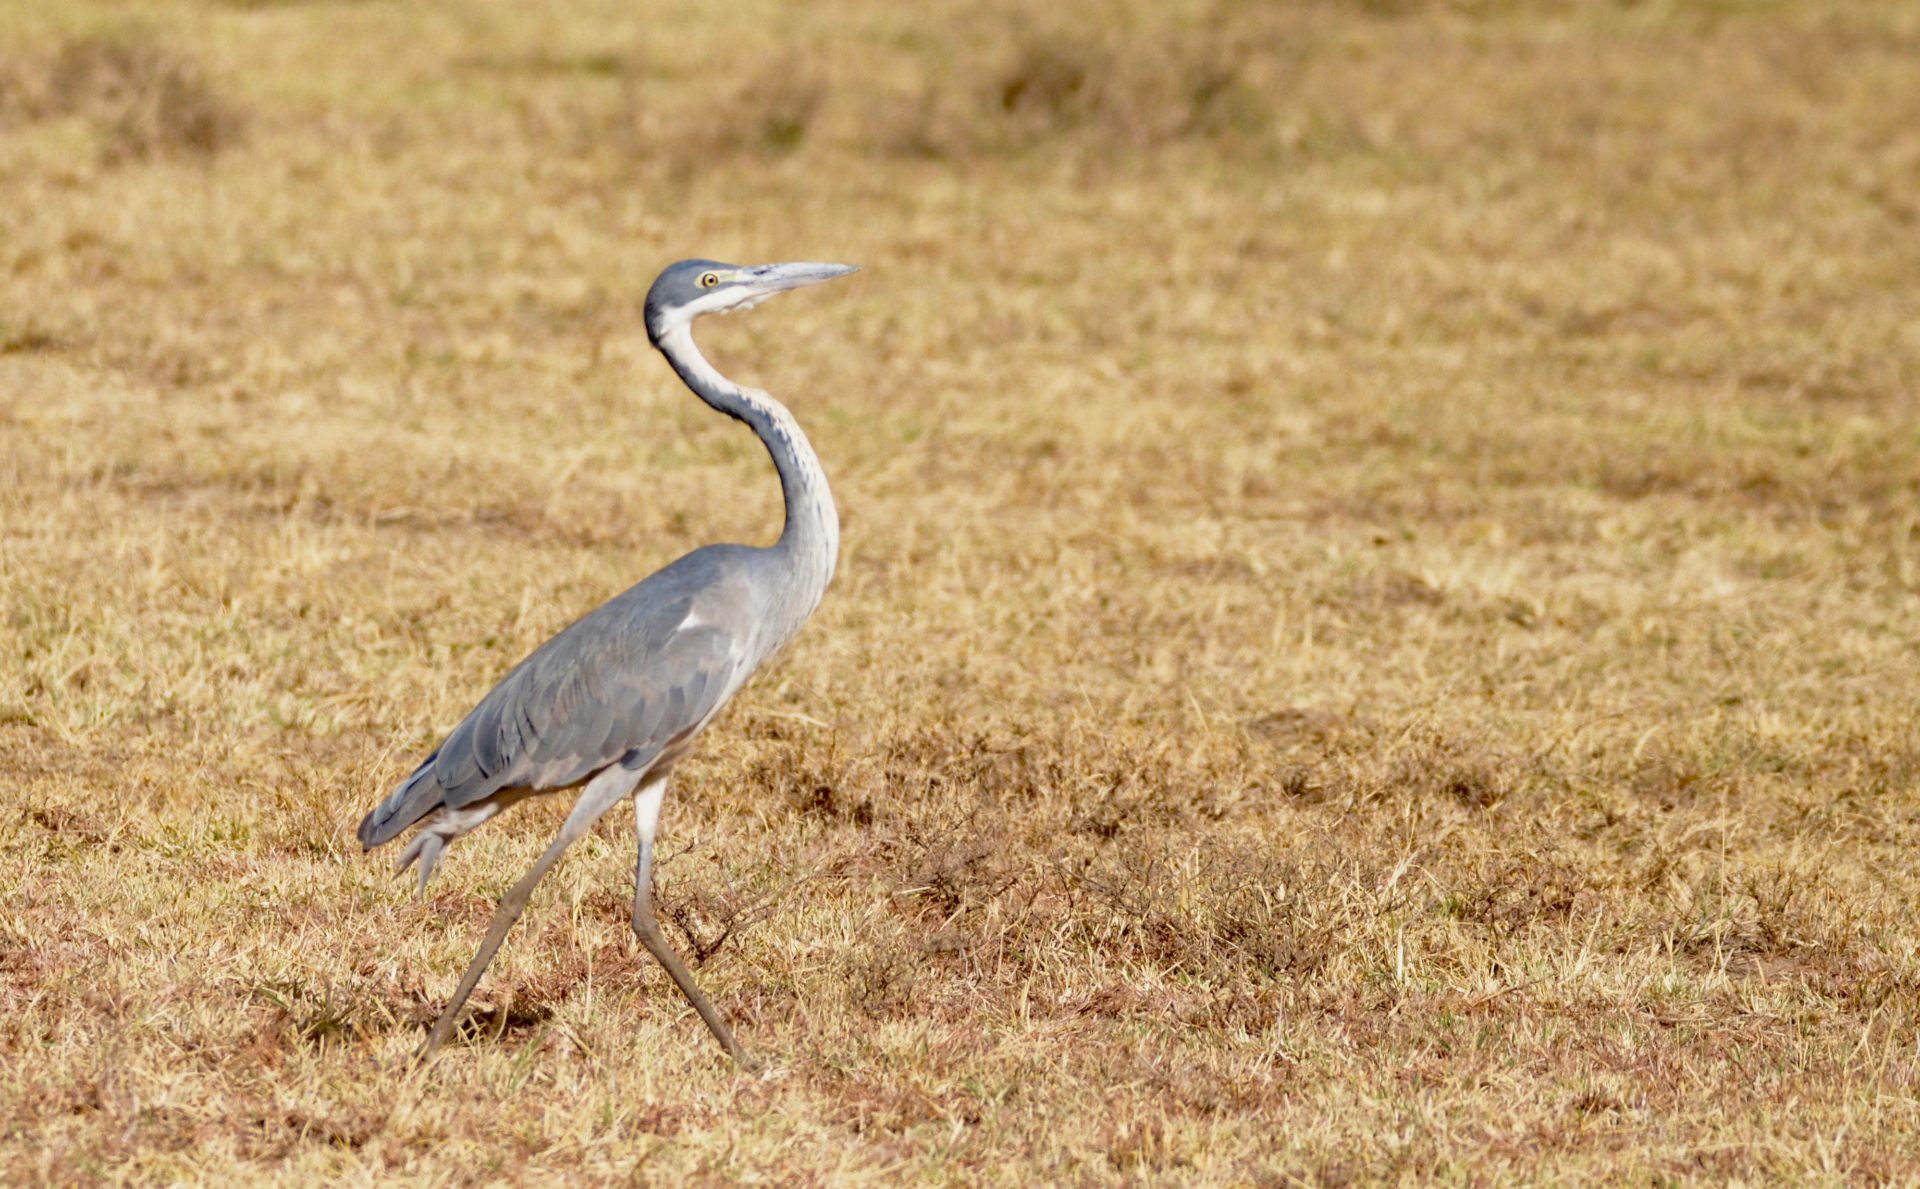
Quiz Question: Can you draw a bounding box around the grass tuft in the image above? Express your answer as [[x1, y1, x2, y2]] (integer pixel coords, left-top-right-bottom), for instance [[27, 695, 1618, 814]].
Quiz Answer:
[[1, 31, 243, 164]]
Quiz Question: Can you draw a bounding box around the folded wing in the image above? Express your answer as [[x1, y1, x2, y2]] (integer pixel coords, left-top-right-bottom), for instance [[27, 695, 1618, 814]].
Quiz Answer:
[[358, 549, 759, 849]]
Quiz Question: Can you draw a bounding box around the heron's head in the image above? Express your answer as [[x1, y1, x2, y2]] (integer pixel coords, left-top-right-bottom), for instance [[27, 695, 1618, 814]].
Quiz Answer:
[[644, 259, 857, 345]]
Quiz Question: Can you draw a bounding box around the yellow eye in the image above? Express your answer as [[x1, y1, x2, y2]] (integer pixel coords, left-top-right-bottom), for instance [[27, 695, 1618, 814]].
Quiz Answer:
[[699, 272, 720, 288]]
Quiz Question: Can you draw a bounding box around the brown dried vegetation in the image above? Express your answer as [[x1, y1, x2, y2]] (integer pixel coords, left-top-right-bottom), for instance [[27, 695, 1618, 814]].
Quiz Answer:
[[2, 0, 1919, 1181], [1, 32, 242, 163]]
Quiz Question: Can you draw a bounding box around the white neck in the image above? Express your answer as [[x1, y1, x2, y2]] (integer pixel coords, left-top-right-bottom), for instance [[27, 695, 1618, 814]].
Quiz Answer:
[[654, 323, 840, 622]]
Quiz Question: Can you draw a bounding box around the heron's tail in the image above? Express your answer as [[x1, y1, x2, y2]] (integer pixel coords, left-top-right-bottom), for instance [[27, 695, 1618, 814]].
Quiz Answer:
[[357, 752, 444, 850]]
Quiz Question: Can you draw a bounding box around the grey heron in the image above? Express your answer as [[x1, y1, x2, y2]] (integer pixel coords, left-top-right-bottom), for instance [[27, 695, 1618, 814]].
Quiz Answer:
[[357, 258, 857, 1068]]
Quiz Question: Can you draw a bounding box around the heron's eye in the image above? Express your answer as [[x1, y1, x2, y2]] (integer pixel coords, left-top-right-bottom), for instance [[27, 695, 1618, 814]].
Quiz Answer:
[[699, 272, 720, 288]]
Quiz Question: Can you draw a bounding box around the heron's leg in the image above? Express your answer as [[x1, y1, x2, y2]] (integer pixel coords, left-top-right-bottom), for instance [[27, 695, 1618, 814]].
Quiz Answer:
[[418, 765, 641, 1060], [631, 777, 760, 1070]]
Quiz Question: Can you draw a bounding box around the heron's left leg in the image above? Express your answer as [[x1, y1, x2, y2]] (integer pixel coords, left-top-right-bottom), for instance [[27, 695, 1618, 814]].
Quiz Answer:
[[418, 764, 641, 1060], [630, 776, 760, 1070]]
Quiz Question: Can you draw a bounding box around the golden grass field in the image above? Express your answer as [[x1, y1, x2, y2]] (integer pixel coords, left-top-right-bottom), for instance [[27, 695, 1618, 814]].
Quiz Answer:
[[3, 0, 1919, 1181]]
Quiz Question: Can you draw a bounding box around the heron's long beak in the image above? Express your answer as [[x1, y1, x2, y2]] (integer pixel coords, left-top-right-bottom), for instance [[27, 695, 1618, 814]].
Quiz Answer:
[[741, 262, 859, 294]]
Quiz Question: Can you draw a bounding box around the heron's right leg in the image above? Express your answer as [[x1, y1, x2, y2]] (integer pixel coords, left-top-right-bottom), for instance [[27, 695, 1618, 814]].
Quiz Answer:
[[630, 777, 760, 1070], [418, 765, 641, 1061]]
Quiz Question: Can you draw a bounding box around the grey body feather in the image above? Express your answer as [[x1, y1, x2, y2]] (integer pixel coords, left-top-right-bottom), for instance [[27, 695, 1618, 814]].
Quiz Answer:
[[357, 545, 765, 850]]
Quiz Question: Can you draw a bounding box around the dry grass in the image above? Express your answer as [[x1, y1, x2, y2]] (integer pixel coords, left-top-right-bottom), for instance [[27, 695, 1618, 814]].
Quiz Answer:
[[3, 0, 1919, 1181], [0, 31, 242, 163]]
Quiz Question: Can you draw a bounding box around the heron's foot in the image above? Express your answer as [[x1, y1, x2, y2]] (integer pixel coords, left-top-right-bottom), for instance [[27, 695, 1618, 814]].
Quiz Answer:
[[730, 1046, 765, 1074], [413, 1008, 461, 1065]]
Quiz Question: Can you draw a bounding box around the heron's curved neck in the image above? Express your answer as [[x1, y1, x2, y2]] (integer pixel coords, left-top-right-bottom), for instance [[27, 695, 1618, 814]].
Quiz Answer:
[[654, 322, 839, 601]]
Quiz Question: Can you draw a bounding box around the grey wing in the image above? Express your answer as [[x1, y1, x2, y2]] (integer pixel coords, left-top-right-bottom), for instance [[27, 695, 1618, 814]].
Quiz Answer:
[[358, 559, 759, 849], [440, 602, 747, 793]]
